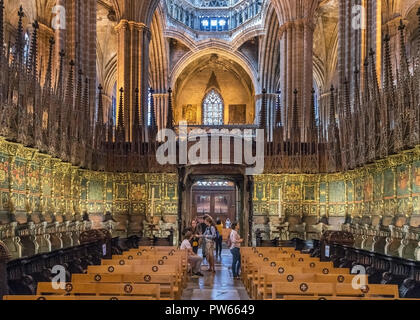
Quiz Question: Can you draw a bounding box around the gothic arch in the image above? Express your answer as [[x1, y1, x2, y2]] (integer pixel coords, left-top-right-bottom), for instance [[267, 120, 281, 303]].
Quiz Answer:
[[169, 44, 260, 93]]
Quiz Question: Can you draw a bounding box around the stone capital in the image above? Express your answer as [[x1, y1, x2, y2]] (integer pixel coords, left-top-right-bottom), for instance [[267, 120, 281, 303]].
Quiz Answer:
[[278, 18, 316, 39], [115, 19, 149, 33]]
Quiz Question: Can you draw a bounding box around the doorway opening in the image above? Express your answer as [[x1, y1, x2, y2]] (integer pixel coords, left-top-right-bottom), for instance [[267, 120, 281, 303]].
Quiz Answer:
[[191, 179, 239, 225]]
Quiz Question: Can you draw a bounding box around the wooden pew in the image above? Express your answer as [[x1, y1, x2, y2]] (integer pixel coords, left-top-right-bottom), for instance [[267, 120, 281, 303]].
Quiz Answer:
[[72, 273, 179, 299], [270, 282, 400, 300], [255, 273, 368, 300], [35, 282, 160, 300], [87, 264, 185, 290]]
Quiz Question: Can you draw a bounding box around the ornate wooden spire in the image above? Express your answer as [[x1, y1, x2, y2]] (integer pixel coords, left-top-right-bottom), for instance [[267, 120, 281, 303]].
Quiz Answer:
[[97, 84, 104, 125], [27, 21, 39, 76], [166, 88, 174, 130], [82, 77, 90, 139], [259, 89, 267, 129], [0, 0, 4, 57], [56, 50, 65, 96], [133, 88, 140, 126], [398, 19, 409, 76], [118, 87, 124, 129], [15, 6, 25, 66], [309, 88, 317, 130], [417, 7, 420, 66], [65, 60, 75, 106], [149, 88, 157, 129], [75, 69, 83, 112], [292, 89, 299, 131], [363, 58, 370, 103], [44, 37, 55, 90], [275, 90, 282, 128], [329, 85, 336, 126]]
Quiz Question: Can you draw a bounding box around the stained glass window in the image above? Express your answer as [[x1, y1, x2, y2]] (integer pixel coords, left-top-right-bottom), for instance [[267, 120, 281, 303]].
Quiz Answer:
[[203, 89, 224, 125]]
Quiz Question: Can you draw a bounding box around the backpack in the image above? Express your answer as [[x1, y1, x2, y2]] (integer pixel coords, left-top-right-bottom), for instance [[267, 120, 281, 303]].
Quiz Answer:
[[212, 226, 220, 239]]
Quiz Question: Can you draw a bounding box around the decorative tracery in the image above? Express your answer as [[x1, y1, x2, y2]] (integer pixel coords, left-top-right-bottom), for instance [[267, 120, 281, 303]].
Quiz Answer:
[[202, 89, 224, 125]]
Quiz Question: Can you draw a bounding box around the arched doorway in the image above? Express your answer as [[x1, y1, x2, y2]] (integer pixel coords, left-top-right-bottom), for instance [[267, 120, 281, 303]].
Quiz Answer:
[[177, 165, 254, 246]]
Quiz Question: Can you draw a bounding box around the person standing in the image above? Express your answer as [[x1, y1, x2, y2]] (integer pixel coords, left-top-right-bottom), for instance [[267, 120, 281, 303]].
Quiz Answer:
[[202, 217, 217, 273], [181, 231, 204, 277], [215, 218, 223, 259], [229, 222, 243, 280], [190, 219, 201, 255], [225, 218, 231, 229], [199, 216, 208, 262]]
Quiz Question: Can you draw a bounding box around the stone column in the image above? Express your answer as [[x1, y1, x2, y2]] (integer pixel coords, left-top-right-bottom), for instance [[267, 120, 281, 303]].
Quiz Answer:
[[338, 0, 381, 94], [115, 20, 151, 141], [37, 23, 54, 86], [64, 0, 97, 120], [276, 0, 318, 140]]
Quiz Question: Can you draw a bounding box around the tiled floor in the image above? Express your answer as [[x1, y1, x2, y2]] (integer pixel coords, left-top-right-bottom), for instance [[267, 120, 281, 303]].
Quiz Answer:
[[181, 249, 250, 300]]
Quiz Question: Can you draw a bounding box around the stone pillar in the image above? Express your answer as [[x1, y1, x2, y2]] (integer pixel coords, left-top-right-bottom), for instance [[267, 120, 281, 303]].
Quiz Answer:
[[115, 20, 151, 141], [338, 0, 381, 94], [37, 23, 55, 86], [277, 0, 318, 140], [64, 0, 97, 120], [0, 241, 11, 300]]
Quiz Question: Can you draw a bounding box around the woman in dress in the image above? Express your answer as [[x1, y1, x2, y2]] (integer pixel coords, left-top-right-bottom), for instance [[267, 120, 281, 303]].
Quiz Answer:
[[202, 217, 217, 272]]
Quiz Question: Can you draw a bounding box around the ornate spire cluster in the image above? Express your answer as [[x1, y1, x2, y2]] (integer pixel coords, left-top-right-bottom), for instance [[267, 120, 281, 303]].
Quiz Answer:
[[0, 7, 165, 173]]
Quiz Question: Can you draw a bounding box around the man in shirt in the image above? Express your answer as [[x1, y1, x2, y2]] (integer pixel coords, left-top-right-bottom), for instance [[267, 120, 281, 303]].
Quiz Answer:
[[181, 231, 204, 277]]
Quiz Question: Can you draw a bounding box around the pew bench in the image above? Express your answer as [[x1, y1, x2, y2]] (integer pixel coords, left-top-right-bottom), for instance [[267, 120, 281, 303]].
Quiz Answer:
[[72, 273, 180, 300], [35, 282, 161, 300]]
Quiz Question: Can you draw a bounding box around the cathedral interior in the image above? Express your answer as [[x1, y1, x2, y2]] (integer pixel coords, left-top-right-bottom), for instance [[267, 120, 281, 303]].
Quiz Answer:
[[1, 0, 420, 301]]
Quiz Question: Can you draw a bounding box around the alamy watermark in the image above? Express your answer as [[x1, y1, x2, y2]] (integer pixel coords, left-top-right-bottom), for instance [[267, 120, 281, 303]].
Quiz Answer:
[[156, 122, 265, 175]]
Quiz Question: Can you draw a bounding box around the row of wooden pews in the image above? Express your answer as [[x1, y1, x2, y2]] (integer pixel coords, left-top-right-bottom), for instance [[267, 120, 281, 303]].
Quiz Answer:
[[241, 247, 417, 300], [4, 246, 187, 300]]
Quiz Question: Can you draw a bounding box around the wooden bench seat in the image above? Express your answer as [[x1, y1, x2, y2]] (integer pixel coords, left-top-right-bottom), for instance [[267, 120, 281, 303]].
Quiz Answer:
[[72, 273, 180, 299], [36, 282, 160, 299], [270, 282, 399, 300]]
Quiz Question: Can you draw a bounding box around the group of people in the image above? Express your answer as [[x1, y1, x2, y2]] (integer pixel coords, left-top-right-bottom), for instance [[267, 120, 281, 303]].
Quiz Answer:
[[180, 215, 243, 279]]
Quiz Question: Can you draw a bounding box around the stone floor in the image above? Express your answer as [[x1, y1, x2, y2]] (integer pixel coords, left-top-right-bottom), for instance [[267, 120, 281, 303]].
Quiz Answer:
[[181, 249, 250, 300]]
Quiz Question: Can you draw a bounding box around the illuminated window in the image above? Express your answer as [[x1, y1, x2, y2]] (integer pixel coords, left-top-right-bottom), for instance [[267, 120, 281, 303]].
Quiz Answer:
[[203, 89, 224, 126]]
